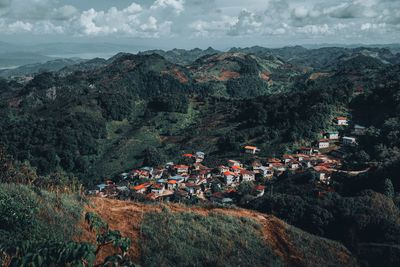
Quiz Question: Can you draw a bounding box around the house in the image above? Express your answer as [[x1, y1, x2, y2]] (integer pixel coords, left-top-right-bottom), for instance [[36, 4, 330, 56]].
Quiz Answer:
[[252, 162, 263, 172], [151, 184, 165, 194], [336, 117, 348, 125], [316, 139, 330, 149], [342, 136, 357, 146], [120, 173, 129, 179], [132, 183, 151, 194], [139, 171, 150, 179], [96, 183, 107, 191], [283, 155, 295, 164], [240, 170, 256, 182], [325, 131, 339, 140], [313, 166, 332, 185], [210, 192, 233, 203], [198, 170, 211, 179], [151, 170, 164, 179], [174, 164, 189, 175], [167, 180, 177, 190], [231, 165, 244, 173], [252, 185, 265, 197], [185, 183, 201, 195], [195, 152, 205, 162], [271, 163, 286, 172], [299, 147, 313, 155], [259, 166, 274, 178], [288, 160, 300, 170], [218, 165, 230, 174], [169, 175, 185, 183], [223, 171, 239, 185], [183, 153, 196, 163], [227, 160, 242, 168], [141, 167, 153, 175], [354, 124, 366, 135], [244, 146, 260, 154], [166, 162, 174, 169], [301, 158, 314, 168]]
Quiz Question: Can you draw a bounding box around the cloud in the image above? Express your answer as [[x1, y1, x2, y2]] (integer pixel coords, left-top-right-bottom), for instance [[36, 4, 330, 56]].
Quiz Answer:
[[52, 5, 78, 20], [151, 0, 184, 15], [8, 20, 33, 32], [228, 9, 263, 36], [0, 0, 10, 8]]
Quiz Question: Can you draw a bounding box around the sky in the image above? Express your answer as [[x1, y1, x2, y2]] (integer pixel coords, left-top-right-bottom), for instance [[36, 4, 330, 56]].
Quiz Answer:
[[0, 0, 399, 49]]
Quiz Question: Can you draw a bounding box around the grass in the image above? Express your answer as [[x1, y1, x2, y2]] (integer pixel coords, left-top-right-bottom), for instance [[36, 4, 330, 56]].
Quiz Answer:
[[0, 183, 85, 246], [285, 224, 357, 267], [139, 207, 284, 267]]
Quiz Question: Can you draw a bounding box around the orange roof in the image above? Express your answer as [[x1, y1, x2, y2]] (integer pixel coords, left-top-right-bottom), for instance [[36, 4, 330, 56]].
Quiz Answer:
[[232, 165, 243, 170], [105, 180, 113, 184], [167, 180, 177, 184], [283, 155, 294, 159], [272, 163, 285, 167], [318, 139, 329, 142], [218, 165, 229, 169], [183, 154, 195, 157], [245, 146, 257, 150], [253, 185, 265, 190], [225, 189, 237, 194], [133, 183, 150, 191], [223, 171, 238, 176], [174, 165, 189, 169], [337, 117, 347, 120], [267, 158, 281, 163]]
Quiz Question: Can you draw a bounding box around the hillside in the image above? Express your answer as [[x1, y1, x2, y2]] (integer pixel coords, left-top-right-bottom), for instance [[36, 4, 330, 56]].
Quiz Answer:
[[78, 197, 357, 267]]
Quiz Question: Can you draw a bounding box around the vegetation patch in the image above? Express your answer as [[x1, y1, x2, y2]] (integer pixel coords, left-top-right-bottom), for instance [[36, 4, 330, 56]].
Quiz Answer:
[[139, 207, 284, 267]]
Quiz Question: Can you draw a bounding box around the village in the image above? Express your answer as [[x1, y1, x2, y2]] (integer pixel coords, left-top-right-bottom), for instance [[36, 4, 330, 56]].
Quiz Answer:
[[89, 116, 368, 204]]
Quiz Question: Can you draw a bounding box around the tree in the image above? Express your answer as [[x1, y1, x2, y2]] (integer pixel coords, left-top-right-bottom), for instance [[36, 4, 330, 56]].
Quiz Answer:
[[383, 178, 394, 199]]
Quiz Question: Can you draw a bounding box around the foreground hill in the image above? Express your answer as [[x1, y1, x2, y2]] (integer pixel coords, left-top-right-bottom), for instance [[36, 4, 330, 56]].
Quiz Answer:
[[78, 197, 357, 267]]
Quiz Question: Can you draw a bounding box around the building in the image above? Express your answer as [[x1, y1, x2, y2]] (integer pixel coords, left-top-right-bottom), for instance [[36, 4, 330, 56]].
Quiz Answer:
[[259, 166, 274, 178], [244, 146, 260, 154], [218, 165, 230, 174], [354, 124, 366, 135], [167, 180, 177, 190], [227, 160, 242, 168], [272, 163, 286, 172], [336, 117, 348, 125], [283, 155, 295, 164], [299, 147, 313, 155], [132, 183, 150, 194], [195, 152, 205, 162], [174, 165, 189, 175], [223, 171, 239, 185], [210, 192, 233, 203], [231, 165, 244, 173], [317, 139, 330, 149], [150, 184, 165, 194], [252, 185, 265, 197], [240, 170, 256, 182], [325, 131, 339, 140], [185, 183, 201, 195], [313, 166, 332, 185], [342, 136, 357, 146]]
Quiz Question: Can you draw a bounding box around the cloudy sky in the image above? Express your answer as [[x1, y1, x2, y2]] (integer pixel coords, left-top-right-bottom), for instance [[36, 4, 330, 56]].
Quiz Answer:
[[0, 0, 399, 49]]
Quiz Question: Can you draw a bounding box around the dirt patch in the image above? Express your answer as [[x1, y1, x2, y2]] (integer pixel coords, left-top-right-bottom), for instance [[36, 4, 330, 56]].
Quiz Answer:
[[309, 73, 329, 80], [260, 71, 272, 80]]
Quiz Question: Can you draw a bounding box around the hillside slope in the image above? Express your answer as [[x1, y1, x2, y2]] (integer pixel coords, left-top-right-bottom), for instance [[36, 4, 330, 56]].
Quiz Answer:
[[77, 197, 358, 267]]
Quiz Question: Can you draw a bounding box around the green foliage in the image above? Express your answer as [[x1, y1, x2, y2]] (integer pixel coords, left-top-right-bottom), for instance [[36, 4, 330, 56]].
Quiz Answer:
[[139, 207, 284, 267], [383, 178, 395, 199]]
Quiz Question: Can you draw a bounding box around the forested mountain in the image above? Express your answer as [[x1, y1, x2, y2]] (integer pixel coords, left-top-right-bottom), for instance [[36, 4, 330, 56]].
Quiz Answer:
[[1, 46, 400, 266]]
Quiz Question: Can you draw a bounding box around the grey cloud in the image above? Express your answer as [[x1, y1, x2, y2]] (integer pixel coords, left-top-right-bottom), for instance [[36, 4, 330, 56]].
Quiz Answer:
[[0, 0, 10, 8], [52, 5, 78, 20]]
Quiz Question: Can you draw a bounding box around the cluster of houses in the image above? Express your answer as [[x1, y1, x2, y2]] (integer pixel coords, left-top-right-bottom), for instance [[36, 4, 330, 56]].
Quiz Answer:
[[89, 116, 369, 202]]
